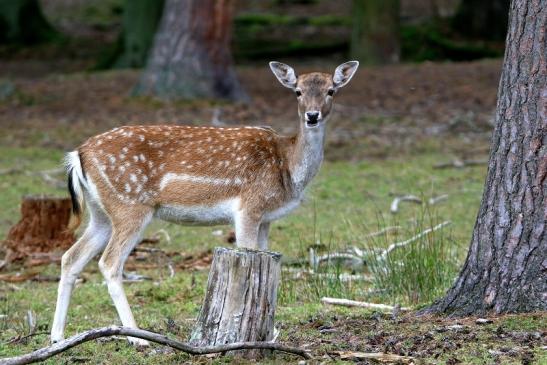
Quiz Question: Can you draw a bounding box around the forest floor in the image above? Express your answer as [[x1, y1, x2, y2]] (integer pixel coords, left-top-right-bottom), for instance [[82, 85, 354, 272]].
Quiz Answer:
[[0, 59, 545, 364]]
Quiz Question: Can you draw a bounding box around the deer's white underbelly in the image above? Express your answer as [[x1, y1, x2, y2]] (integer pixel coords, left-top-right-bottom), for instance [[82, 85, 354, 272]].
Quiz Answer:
[[155, 198, 239, 226], [263, 195, 304, 222]]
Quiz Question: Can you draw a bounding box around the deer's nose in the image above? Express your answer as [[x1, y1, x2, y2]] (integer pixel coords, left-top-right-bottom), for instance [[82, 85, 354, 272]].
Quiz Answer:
[[305, 111, 320, 122]]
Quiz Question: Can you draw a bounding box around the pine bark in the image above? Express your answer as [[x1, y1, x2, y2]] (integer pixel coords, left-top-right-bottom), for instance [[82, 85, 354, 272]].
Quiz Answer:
[[134, 0, 247, 101], [190, 247, 281, 358], [351, 0, 400, 64], [2, 196, 75, 263], [427, 0, 546, 316]]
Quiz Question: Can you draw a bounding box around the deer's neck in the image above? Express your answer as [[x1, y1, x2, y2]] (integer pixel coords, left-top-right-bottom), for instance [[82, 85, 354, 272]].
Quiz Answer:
[[286, 123, 326, 194]]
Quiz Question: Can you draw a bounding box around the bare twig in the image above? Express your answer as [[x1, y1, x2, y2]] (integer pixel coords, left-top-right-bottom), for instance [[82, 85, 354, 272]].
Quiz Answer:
[[363, 226, 402, 239], [153, 229, 171, 245], [321, 297, 410, 312], [379, 221, 451, 260], [313, 252, 363, 267], [283, 268, 373, 283], [332, 350, 414, 363], [0, 326, 311, 365], [390, 195, 422, 213], [5, 332, 49, 345], [428, 194, 449, 205], [433, 159, 488, 169]]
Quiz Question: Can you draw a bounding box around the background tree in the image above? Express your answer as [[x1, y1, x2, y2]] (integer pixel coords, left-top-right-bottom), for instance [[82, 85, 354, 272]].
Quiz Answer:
[[134, 0, 247, 101], [110, 0, 165, 68], [350, 0, 400, 64], [0, 0, 59, 44], [426, 0, 546, 316], [452, 0, 510, 41]]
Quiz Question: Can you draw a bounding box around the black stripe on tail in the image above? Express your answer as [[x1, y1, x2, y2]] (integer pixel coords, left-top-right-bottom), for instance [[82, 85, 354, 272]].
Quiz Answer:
[[67, 168, 81, 216]]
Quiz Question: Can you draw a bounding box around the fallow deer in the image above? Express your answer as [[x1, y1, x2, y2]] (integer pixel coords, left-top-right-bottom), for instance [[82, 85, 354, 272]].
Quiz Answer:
[[51, 61, 359, 345]]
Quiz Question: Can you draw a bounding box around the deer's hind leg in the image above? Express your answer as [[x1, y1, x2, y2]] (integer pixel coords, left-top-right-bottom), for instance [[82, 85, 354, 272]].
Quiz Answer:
[[51, 202, 111, 343], [98, 206, 153, 346]]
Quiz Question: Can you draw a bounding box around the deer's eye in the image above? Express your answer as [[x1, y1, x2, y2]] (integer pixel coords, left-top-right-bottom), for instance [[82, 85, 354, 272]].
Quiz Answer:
[[327, 89, 335, 96], [295, 90, 302, 97]]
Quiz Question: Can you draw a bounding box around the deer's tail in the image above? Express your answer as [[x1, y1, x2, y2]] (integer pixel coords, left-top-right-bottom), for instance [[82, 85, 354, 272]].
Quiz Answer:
[[64, 151, 87, 231]]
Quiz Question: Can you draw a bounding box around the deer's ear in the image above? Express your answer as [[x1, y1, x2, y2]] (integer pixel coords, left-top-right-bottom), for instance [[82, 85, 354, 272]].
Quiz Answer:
[[333, 61, 359, 89], [269, 61, 297, 89]]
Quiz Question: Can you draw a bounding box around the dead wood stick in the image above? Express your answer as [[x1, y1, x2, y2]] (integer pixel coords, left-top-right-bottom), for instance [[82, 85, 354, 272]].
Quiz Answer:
[[379, 221, 451, 260], [433, 159, 488, 169], [363, 226, 402, 239], [428, 194, 449, 205], [321, 297, 410, 312], [332, 350, 414, 363], [5, 332, 49, 345], [283, 268, 373, 282], [390, 195, 422, 213], [0, 326, 311, 365]]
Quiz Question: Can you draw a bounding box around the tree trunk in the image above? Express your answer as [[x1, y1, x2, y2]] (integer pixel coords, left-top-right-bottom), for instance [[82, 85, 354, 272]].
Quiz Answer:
[[427, 0, 546, 316], [111, 0, 165, 68], [134, 0, 247, 101], [351, 0, 400, 65], [452, 0, 510, 41], [2, 196, 75, 263], [190, 247, 281, 358], [0, 0, 58, 44]]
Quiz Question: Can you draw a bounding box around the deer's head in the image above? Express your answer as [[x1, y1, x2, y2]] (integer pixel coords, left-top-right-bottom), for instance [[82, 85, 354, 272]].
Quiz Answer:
[[269, 61, 359, 128]]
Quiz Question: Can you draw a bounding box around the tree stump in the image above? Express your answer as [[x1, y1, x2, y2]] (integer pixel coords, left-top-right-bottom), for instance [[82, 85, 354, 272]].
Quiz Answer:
[[2, 196, 75, 263], [190, 247, 281, 358]]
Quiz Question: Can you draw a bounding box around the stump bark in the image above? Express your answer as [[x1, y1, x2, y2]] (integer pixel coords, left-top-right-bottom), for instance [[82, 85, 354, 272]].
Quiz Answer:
[[190, 247, 281, 357], [2, 196, 75, 263]]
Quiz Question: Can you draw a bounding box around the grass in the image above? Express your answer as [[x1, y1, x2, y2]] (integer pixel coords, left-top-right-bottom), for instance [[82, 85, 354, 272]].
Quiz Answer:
[[1, 144, 545, 364]]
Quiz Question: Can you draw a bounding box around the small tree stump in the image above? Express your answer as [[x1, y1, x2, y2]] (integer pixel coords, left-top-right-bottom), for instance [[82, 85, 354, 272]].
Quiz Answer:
[[190, 247, 281, 357], [1, 196, 75, 263]]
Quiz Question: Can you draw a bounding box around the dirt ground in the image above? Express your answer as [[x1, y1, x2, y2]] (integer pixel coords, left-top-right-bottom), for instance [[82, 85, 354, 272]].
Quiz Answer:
[[0, 58, 500, 161]]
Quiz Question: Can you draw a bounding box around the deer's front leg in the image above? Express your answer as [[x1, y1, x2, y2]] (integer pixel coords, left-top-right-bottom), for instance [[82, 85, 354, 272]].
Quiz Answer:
[[234, 211, 261, 249]]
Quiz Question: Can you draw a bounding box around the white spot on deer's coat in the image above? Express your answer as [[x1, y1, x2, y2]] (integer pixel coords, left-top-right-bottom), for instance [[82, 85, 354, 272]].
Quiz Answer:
[[139, 154, 146, 162], [130, 174, 137, 183], [125, 183, 131, 193], [159, 173, 243, 190]]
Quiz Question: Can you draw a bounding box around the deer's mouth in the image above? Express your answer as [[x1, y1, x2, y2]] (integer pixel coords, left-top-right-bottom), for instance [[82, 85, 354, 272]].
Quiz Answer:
[[305, 119, 321, 128]]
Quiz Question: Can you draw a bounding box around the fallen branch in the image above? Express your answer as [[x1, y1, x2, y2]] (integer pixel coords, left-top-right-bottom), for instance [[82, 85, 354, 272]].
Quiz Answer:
[[363, 226, 402, 239], [428, 194, 449, 205], [433, 159, 488, 169], [284, 268, 373, 282], [332, 350, 414, 363], [390, 195, 422, 213], [321, 297, 410, 312], [5, 332, 49, 345], [0, 326, 311, 365], [379, 221, 451, 260], [312, 252, 363, 269]]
